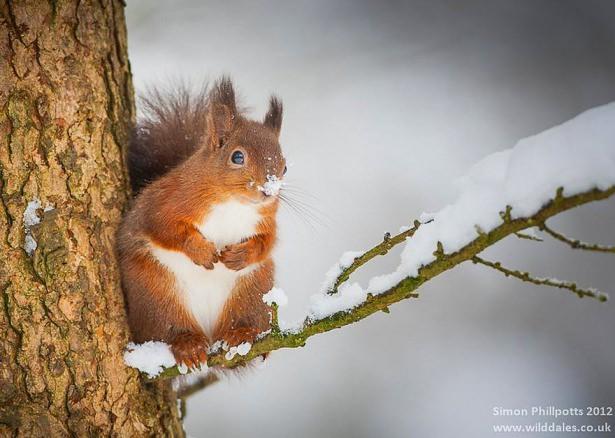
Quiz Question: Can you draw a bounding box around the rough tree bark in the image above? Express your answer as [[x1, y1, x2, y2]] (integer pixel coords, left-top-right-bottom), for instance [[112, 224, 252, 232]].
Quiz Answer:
[[0, 1, 183, 436]]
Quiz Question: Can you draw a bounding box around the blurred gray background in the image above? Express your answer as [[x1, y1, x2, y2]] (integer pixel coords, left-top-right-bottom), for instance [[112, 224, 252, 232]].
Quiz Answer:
[[126, 1, 615, 436]]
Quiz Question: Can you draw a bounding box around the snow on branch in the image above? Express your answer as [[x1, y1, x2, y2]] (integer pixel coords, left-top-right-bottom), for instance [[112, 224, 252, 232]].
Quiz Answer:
[[126, 102, 615, 380], [514, 230, 544, 242]]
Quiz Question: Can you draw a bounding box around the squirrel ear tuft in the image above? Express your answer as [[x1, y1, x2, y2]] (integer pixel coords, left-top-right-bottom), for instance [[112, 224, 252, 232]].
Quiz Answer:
[[206, 76, 237, 149], [264, 95, 283, 138]]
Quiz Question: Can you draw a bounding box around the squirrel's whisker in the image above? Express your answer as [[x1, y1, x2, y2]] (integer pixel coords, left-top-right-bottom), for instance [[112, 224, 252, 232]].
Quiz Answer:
[[279, 193, 328, 229], [279, 190, 329, 222]]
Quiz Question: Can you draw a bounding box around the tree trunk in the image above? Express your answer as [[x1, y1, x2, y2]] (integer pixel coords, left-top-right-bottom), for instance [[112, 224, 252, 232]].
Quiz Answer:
[[0, 1, 183, 435]]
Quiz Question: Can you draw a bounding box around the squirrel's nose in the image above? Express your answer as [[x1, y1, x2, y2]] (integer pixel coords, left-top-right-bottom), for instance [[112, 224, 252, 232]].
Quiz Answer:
[[258, 174, 283, 197]]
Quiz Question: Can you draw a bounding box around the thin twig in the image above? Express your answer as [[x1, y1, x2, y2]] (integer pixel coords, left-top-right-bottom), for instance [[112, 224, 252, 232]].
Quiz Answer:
[[540, 222, 615, 253], [331, 220, 429, 293], [270, 302, 280, 334], [177, 373, 220, 399], [471, 255, 608, 301], [514, 231, 543, 242]]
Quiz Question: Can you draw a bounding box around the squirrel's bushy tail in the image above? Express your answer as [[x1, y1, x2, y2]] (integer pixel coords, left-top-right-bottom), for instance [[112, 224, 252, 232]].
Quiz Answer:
[[128, 82, 209, 194]]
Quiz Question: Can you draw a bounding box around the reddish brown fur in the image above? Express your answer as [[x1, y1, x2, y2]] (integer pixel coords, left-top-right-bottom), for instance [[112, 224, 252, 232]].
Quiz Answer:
[[215, 259, 275, 346], [129, 83, 209, 194], [117, 77, 284, 368]]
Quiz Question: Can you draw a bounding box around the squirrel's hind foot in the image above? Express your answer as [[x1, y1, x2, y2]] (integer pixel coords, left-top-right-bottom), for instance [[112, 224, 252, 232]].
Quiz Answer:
[[221, 326, 259, 349], [170, 332, 208, 369]]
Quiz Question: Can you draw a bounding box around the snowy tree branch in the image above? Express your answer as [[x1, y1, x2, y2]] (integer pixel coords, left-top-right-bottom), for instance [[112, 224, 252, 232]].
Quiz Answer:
[[471, 255, 608, 301], [330, 220, 427, 294], [540, 222, 615, 253], [152, 185, 614, 379], [124, 103, 615, 382]]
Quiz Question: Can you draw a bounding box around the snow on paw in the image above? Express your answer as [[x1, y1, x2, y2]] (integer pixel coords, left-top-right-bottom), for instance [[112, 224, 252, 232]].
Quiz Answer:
[[220, 327, 257, 359]]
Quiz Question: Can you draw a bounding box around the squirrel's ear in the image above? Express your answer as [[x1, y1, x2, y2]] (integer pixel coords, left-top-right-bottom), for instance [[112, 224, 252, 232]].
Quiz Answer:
[[206, 77, 237, 149], [264, 95, 283, 138]]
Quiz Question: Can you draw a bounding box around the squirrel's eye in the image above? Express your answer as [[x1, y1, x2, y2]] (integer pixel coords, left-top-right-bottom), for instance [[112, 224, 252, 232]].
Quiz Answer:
[[283, 165, 288, 175], [231, 150, 245, 165]]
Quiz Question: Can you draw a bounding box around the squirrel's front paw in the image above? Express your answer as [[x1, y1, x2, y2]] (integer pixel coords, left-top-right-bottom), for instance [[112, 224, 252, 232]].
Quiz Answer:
[[220, 242, 253, 271], [184, 236, 219, 269], [170, 332, 208, 369], [222, 326, 259, 348]]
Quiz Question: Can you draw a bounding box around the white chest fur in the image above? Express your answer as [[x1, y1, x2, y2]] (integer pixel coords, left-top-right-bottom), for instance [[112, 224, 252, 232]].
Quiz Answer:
[[197, 199, 262, 250], [150, 199, 262, 337]]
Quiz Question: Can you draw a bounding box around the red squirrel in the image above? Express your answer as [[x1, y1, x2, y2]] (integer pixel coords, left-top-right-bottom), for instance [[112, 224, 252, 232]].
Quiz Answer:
[[117, 77, 285, 369]]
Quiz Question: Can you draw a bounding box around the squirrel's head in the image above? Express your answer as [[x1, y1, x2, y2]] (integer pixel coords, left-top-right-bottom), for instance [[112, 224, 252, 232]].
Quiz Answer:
[[200, 77, 286, 204]]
